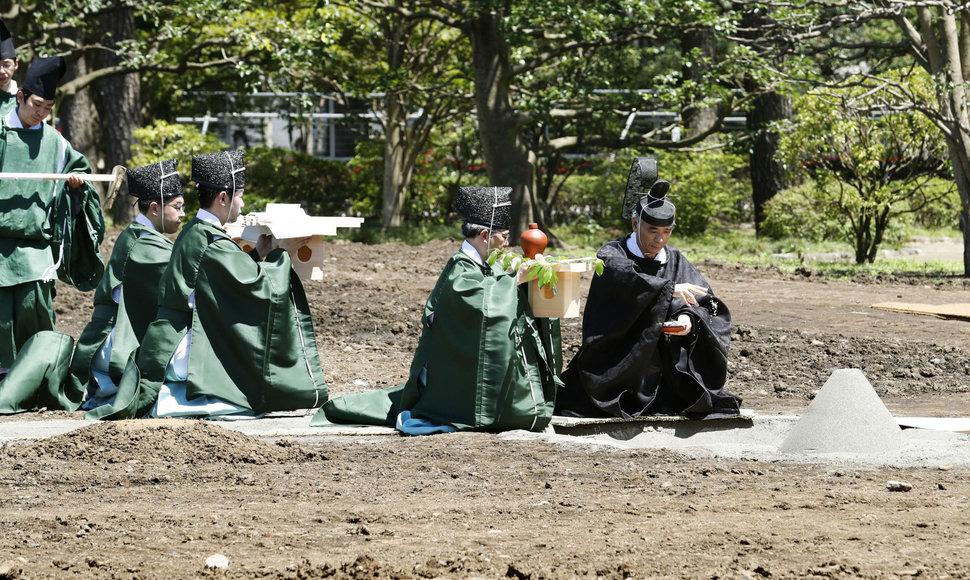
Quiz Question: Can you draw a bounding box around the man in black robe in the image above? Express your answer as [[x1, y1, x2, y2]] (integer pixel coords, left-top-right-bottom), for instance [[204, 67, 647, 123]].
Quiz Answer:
[[556, 179, 741, 418]]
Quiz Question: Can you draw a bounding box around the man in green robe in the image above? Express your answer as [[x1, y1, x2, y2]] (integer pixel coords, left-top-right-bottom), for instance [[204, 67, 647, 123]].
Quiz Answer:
[[314, 186, 562, 434], [72, 159, 185, 412], [0, 20, 19, 117], [91, 150, 327, 420], [0, 56, 104, 376]]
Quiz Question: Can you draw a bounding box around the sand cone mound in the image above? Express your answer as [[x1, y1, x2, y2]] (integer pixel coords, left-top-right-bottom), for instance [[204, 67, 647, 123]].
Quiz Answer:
[[779, 368, 902, 454]]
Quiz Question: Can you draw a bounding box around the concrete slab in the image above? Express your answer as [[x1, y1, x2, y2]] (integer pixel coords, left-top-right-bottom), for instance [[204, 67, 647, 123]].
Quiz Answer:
[[512, 413, 970, 468], [0, 419, 94, 442], [0, 405, 968, 468]]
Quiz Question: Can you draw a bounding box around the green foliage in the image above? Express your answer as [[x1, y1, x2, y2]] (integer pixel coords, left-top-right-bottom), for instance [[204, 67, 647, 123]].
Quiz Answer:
[[129, 120, 229, 169], [246, 146, 359, 215], [544, 147, 747, 237], [487, 248, 604, 290], [346, 140, 383, 219], [653, 148, 749, 236], [910, 178, 962, 230], [404, 125, 489, 224], [129, 121, 229, 215], [554, 215, 615, 250], [670, 225, 962, 280], [342, 222, 459, 245], [760, 181, 847, 242], [547, 160, 629, 229], [777, 69, 953, 263]]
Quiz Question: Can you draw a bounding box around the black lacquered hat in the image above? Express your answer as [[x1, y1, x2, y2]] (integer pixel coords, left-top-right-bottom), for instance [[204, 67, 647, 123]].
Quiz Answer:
[[191, 150, 246, 191], [456, 186, 512, 230], [622, 157, 658, 220], [0, 19, 16, 61], [22, 56, 65, 100], [128, 159, 182, 200]]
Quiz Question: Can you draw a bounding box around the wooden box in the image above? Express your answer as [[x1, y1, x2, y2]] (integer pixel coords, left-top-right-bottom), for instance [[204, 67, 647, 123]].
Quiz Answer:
[[224, 204, 364, 280], [528, 261, 594, 318]]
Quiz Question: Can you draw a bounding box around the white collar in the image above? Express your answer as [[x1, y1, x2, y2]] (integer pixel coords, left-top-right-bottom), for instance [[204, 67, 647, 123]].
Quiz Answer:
[[627, 233, 667, 264], [195, 208, 224, 228], [135, 213, 156, 231], [461, 239, 484, 265]]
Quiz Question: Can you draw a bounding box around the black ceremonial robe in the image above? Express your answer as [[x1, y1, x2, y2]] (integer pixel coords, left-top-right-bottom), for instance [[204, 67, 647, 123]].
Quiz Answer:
[[557, 237, 741, 418]]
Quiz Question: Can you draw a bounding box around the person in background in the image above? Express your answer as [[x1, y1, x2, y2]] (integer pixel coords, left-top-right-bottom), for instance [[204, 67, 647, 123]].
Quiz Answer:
[[0, 19, 19, 116], [0, 56, 103, 377]]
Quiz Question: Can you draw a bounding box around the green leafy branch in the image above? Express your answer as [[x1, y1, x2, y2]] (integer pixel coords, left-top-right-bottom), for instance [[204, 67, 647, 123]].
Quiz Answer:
[[487, 248, 605, 290]]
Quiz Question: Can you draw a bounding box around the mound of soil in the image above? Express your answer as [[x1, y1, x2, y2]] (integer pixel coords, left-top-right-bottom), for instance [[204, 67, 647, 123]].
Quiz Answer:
[[1, 419, 325, 465]]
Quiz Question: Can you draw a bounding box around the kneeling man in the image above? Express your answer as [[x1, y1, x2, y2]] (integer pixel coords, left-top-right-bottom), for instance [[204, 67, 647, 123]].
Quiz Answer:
[[316, 186, 561, 434], [73, 159, 185, 411], [91, 150, 327, 419], [557, 179, 741, 418]]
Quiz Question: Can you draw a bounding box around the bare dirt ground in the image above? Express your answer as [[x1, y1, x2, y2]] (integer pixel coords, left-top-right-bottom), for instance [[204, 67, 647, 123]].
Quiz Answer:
[[2, 230, 970, 578]]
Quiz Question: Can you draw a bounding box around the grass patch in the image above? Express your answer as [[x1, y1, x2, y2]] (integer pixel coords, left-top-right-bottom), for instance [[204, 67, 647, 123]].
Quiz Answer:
[[330, 219, 966, 279]]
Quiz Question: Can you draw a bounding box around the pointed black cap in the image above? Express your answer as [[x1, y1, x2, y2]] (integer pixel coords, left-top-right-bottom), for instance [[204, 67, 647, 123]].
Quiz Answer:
[[191, 150, 246, 191], [635, 180, 675, 227], [128, 159, 183, 201], [22, 56, 65, 100], [456, 186, 512, 230], [0, 20, 16, 61]]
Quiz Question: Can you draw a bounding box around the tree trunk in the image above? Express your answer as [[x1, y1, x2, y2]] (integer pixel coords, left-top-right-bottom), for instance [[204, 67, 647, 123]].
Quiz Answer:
[[948, 141, 970, 274], [748, 91, 792, 232], [97, 4, 141, 226], [923, 7, 970, 275], [58, 28, 101, 173], [738, 4, 793, 232], [262, 116, 274, 148], [381, 91, 410, 228], [680, 28, 718, 137], [467, 10, 536, 238], [380, 13, 409, 230]]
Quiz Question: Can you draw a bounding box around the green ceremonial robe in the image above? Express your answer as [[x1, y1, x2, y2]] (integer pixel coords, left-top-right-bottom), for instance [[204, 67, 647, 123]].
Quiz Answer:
[[0, 114, 104, 370], [0, 330, 78, 413], [90, 217, 327, 419], [69, 220, 173, 407], [314, 250, 562, 433], [0, 90, 16, 118]]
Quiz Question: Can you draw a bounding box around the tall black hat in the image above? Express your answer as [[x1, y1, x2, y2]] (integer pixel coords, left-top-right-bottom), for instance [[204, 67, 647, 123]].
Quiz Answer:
[[0, 19, 16, 61], [127, 159, 182, 201], [456, 186, 512, 230], [191, 150, 246, 191], [635, 180, 676, 227], [622, 157, 658, 220], [22, 56, 65, 100]]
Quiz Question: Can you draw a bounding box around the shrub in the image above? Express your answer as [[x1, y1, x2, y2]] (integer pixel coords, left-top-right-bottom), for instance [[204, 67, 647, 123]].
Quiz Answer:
[[653, 148, 748, 236], [760, 181, 844, 241], [129, 121, 228, 214], [761, 179, 920, 248], [549, 148, 748, 236], [246, 146, 359, 215]]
